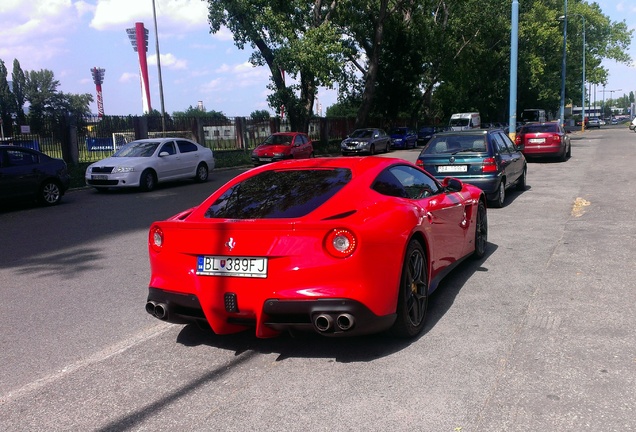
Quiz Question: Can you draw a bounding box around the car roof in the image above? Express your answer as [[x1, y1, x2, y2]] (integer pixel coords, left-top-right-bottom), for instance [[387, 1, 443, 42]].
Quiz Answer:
[[0, 145, 41, 152], [249, 156, 408, 177], [130, 137, 196, 143], [432, 129, 493, 137]]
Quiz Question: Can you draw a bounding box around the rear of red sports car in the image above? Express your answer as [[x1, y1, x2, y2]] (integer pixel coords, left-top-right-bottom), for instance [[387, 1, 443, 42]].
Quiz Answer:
[[146, 157, 487, 338]]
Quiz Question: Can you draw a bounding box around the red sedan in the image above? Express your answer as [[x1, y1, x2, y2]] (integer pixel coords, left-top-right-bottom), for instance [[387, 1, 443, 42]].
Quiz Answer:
[[251, 132, 314, 166], [145, 157, 487, 338], [515, 122, 571, 161]]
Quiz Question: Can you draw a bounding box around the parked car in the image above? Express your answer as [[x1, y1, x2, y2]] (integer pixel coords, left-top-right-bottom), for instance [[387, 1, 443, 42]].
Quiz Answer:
[[388, 127, 417, 149], [0, 145, 70, 206], [575, 117, 589, 128], [587, 117, 601, 129], [416, 129, 527, 208], [515, 122, 571, 161], [341, 128, 390, 155], [85, 138, 214, 192], [630, 117, 636, 131], [145, 157, 487, 338], [417, 126, 436, 146], [251, 132, 314, 166]]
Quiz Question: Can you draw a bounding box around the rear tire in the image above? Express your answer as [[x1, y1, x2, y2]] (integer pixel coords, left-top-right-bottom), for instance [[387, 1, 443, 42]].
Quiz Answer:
[[390, 240, 428, 338], [516, 167, 527, 191], [195, 163, 208, 182], [491, 181, 505, 208]]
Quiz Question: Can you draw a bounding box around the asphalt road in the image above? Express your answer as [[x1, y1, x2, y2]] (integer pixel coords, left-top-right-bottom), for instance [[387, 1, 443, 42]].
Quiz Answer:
[[1, 127, 635, 431]]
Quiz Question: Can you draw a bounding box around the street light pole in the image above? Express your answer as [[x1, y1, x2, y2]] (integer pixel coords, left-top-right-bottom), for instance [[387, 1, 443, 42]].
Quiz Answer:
[[152, 0, 166, 135], [567, 14, 586, 133], [607, 89, 622, 122], [559, 1, 567, 128]]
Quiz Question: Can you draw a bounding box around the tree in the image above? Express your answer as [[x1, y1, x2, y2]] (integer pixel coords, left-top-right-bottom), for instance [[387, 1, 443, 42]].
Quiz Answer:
[[11, 59, 26, 125], [205, 0, 348, 132], [250, 109, 270, 122], [173, 105, 227, 120], [0, 60, 15, 135]]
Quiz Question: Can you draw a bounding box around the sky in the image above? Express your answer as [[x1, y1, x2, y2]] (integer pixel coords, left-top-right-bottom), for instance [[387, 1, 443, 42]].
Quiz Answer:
[[0, 0, 634, 118]]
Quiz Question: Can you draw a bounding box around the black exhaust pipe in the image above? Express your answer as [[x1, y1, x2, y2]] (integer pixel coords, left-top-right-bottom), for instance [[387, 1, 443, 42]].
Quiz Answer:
[[145, 301, 157, 315], [145, 301, 169, 320], [336, 313, 355, 331], [314, 314, 334, 332], [153, 302, 168, 319]]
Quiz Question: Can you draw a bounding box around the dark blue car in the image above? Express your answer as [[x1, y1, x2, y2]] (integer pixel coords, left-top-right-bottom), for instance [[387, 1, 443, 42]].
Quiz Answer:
[[389, 127, 417, 149], [417, 126, 437, 145]]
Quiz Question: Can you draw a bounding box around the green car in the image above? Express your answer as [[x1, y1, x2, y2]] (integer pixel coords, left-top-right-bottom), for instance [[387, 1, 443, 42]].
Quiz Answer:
[[416, 129, 527, 208]]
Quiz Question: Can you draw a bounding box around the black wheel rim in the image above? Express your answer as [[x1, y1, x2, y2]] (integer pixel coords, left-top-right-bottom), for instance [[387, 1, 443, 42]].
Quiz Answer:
[[405, 249, 427, 326]]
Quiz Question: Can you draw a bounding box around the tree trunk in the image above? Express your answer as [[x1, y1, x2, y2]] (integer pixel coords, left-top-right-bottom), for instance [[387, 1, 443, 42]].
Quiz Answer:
[[354, 0, 389, 129]]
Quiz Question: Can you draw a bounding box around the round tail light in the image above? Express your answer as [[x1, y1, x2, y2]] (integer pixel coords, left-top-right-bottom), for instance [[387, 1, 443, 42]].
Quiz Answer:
[[149, 225, 164, 252], [324, 228, 357, 258]]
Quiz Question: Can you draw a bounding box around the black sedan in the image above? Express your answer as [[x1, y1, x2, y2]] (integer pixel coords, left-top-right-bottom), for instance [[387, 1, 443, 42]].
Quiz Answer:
[[0, 145, 70, 206], [416, 129, 527, 208]]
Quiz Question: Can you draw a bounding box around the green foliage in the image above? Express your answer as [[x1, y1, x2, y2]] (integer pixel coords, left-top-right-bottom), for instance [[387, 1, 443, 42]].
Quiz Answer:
[[205, 0, 347, 132], [173, 105, 228, 119], [249, 110, 270, 122]]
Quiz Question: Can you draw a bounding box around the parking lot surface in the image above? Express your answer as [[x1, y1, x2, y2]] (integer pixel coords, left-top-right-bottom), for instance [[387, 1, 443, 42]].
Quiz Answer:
[[1, 128, 634, 431]]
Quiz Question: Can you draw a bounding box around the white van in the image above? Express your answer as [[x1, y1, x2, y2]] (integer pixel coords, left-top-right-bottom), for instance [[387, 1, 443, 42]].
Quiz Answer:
[[449, 112, 481, 131]]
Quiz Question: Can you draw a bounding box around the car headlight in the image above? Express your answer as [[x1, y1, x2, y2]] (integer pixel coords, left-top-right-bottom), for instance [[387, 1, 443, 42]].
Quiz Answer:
[[114, 166, 135, 173]]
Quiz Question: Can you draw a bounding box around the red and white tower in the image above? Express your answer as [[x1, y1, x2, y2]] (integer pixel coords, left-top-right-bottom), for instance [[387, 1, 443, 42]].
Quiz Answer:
[[126, 22, 152, 113], [90, 67, 105, 118]]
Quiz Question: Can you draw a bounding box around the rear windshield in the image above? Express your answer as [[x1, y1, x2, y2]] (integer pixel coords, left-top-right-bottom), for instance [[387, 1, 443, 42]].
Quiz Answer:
[[522, 124, 558, 133], [422, 135, 487, 154], [204, 168, 352, 219]]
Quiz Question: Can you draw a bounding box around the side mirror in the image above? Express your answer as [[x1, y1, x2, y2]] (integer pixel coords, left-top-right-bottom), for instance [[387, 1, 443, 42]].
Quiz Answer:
[[159, 151, 170, 157], [442, 177, 463, 192]]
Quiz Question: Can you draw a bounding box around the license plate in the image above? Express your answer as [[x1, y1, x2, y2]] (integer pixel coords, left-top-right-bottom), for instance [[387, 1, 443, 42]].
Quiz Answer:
[[196, 256, 268, 278], [528, 138, 545, 144], [92, 175, 108, 180], [259, 157, 272, 162], [438, 165, 467, 173]]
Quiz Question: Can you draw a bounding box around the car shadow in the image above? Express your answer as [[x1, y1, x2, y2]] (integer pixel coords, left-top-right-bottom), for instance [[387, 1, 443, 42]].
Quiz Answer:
[[174, 242, 499, 362]]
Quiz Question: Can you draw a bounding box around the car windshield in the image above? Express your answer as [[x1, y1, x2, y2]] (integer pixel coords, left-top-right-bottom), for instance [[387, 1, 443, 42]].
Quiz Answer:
[[422, 136, 487, 154], [350, 129, 373, 138], [449, 118, 470, 127], [263, 134, 293, 145], [204, 168, 352, 219], [389, 128, 408, 135], [113, 141, 160, 157], [522, 124, 558, 133]]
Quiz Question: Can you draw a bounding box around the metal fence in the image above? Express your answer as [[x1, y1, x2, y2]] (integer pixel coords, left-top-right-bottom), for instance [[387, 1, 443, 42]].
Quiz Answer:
[[2, 115, 367, 163]]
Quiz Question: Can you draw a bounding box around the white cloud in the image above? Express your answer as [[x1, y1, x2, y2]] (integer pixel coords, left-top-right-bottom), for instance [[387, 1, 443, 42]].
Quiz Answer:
[[148, 53, 187, 70], [90, 0, 208, 32], [215, 64, 231, 73], [119, 72, 138, 83], [201, 78, 223, 93]]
